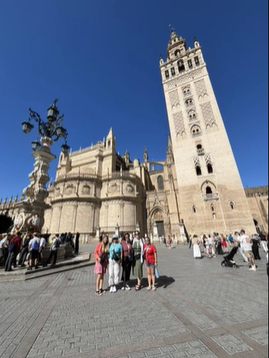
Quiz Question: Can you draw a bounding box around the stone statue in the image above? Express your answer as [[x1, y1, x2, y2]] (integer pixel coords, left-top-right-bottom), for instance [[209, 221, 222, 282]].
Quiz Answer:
[[143, 147, 148, 162]]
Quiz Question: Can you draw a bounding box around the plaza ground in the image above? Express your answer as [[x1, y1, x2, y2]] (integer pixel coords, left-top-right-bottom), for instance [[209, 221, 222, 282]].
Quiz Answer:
[[0, 243, 268, 358]]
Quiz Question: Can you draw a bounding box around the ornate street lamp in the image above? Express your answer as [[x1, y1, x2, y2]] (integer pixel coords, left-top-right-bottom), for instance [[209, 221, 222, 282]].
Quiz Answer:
[[17, 99, 70, 234], [21, 99, 69, 152]]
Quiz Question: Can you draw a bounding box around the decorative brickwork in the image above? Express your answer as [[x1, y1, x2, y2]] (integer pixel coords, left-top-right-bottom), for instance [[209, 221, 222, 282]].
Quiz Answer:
[[173, 111, 185, 136], [168, 89, 180, 108], [194, 79, 208, 98], [200, 102, 217, 127]]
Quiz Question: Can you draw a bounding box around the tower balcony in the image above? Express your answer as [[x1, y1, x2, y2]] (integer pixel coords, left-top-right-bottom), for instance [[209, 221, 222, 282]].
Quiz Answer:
[[197, 148, 205, 156]]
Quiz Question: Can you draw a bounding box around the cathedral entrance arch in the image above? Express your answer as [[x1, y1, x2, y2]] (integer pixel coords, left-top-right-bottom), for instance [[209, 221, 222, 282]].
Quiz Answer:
[[148, 207, 169, 239]]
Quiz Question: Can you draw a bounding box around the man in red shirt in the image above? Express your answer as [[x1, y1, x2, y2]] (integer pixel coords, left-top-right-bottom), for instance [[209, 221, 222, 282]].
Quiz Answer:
[[5, 231, 22, 272]]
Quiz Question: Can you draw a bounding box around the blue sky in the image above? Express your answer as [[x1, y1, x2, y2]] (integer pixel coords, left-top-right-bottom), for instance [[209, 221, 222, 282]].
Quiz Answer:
[[0, 0, 268, 200]]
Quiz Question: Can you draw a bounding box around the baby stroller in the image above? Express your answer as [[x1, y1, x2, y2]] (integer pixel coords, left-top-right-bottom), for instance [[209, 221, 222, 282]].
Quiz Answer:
[[221, 246, 239, 268]]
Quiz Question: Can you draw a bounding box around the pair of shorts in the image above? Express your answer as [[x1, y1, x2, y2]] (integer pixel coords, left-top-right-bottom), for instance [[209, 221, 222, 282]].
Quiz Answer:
[[243, 250, 254, 259], [145, 262, 155, 268], [30, 249, 39, 260]]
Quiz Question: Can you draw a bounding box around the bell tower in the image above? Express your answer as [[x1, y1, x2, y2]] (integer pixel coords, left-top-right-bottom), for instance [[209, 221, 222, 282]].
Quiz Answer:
[[159, 28, 255, 234]]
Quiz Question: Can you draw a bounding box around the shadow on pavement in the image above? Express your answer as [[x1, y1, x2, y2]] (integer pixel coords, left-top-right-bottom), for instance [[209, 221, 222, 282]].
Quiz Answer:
[[156, 275, 175, 288]]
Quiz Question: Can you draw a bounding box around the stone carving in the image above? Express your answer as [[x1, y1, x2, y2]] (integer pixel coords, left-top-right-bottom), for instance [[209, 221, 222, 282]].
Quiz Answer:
[[173, 111, 185, 136], [194, 79, 208, 98], [14, 213, 24, 230], [200, 102, 217, 127], [82, 184, 91, 195], [143, 147, 148, 162], [64, 184, 75, 195], [168, 89, 180, 108], [108, 182, 119, 193], [126, 184, 134, 193], [27, 214, 41, 228]]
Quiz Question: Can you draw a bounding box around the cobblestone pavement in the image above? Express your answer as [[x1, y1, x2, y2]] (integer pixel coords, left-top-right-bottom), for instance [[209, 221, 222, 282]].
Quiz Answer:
[[0, 244, 268, 358]]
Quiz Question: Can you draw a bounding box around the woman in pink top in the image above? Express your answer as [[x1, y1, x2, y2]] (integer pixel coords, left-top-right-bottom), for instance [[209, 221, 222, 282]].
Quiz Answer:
[[93, 235, 109, 296]]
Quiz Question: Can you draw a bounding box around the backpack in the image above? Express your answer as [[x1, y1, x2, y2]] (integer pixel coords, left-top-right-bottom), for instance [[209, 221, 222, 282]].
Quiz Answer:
[[54, 238, 60, 249], [32, 240, 39, 250], [8, 240, 15, 252]]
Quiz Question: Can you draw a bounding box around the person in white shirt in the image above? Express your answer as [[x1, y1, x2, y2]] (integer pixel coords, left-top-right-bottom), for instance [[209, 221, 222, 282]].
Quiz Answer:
[[240, 229, 256, 271], [38, 235, 47, 266], [234, 231, 248, 263], [28, 233, 40, 270]]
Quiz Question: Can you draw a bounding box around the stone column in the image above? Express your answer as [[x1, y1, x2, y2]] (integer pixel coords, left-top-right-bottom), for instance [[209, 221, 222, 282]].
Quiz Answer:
[[14, 137, 56, 233]]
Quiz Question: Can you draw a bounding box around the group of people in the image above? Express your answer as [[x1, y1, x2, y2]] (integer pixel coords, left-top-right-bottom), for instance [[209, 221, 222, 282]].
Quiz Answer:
[[93, 231, 158, 296], [0, 231, 80, 271], [189, 230, 268, 271]]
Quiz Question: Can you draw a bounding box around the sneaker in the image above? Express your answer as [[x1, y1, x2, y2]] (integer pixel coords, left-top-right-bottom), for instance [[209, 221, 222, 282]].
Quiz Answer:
[[121, 286, 125, 290], [109, 286, 113, 293], [125, 284, 131, 291], [152, 286, 157, 291], [113, 286, 117, 293], [249, 266, 256, 271], [147, 286, 152, 291]]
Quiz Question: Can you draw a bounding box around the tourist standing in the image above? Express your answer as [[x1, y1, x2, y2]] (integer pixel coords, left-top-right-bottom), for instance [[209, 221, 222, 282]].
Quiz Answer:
[[108, 235, 122, 293], [192, 235, 201, 258], [120, 233, 133, 291], [132, 231, 144, 291], [27, 233, 40, 270], [5, 232, 22, 272], [143, 237, 158, 291], [18, 233, 32, 267], [94, 234, 109, 295], [44, 234, 60, 267], [75, 232, 80, 255]]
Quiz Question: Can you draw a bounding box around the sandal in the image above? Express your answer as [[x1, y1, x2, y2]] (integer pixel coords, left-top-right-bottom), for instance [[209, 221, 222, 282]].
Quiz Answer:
[[135, 285, 141, 291]]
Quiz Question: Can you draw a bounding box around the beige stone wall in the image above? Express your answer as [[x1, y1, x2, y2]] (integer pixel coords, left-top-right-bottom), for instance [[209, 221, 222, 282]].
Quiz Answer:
[[245, 187, 268, 233]]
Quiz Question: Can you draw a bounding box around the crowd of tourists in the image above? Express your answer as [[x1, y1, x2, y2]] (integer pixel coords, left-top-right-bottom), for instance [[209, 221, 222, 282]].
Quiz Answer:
[[0, 231, 80, 271], [188, 230, 268, 271], [93, 231, 158, 296]]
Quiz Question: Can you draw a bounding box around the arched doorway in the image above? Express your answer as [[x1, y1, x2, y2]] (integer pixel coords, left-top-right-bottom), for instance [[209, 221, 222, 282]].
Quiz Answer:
[[153, 210, 164, 237]]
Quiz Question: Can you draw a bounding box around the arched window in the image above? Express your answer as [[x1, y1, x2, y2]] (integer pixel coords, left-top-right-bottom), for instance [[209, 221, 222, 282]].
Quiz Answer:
[[207, 163, 213, 174], [230, 201, 235, 210], [157, 175, 164, 191], [188, 109, 196, 120], [206, 186, 212, 194], [210, 203, 215, 211], [185, 98, 194, 107], [197, 144, 202, 150], [183, 87, 191, 96], [191, 124, 201, 137], [178, 60, 185, 72], [212, 213, 216, 219], [192, 205, 196, 213], [196, 166, 202, 176]]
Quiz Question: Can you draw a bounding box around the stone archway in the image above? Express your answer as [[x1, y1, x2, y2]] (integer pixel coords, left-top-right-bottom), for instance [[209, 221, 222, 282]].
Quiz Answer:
[[148, 206, 169, 240]]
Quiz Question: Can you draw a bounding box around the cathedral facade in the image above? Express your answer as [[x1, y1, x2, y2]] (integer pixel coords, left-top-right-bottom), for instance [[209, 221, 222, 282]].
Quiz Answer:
[[0, 31, 268, 241]]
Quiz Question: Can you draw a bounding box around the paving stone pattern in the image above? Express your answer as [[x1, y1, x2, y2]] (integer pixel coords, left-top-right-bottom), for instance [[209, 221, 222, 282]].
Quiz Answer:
[[0, 244, 268, 358]]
